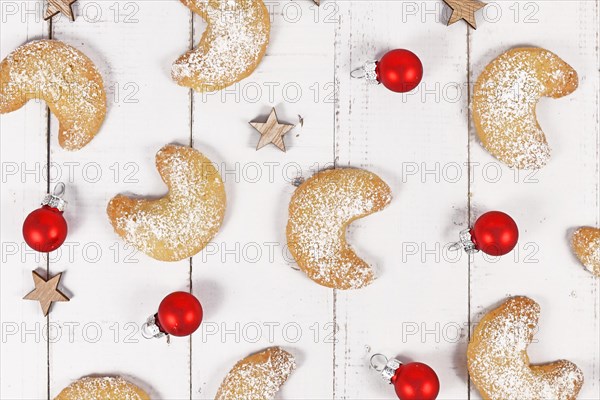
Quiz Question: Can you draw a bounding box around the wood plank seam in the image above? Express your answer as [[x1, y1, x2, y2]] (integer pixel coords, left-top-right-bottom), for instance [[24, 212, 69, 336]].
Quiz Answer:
[[595, 2, 600, 393], [46, 16, 53, 400], [466, 23, 472, 400], [332, 1, 342, 396], [189, 7, 195, 400]]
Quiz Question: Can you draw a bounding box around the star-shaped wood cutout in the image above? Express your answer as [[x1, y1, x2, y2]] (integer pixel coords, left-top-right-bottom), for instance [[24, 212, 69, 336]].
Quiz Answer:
[[249, 108, 295, 152], [443, 0, 486, 29], [44, 0, 77, 21], [23, 271, 70, 316]]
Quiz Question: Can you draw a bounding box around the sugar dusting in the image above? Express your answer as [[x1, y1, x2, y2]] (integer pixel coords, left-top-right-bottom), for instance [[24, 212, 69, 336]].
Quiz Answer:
[[286, 169, 392, 290], [55, 376, 149, 400], [215, 347, 296, 400], [468, 297, 584, 400], [0, 39, 106, 150], [571, 227, 600, 277], [108, 145, 226, 262], [172, 0, 270, 92], [473, 48, 578, 169]]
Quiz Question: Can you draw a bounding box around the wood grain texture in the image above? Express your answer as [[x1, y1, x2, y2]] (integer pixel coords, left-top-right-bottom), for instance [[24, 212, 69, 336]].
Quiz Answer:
[[47, 1, 193, 398], [333, 2, 470, 398], [468, 1, 599, 399], [250, 108, 295, 151], [44, 0, 77, 21], [190, 1, 336, 398], [23, 271, 70, 316], [0, 12, 49, 399], [443, 0, 486, 29]]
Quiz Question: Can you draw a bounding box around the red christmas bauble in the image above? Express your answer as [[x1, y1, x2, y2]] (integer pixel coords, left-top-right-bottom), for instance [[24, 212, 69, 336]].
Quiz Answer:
[[392, 362, 440, 400], [23, 205, 68, 252], [157, 292, 203, 337], [376, 49, 423, 93], [471, 211, 518, 256]]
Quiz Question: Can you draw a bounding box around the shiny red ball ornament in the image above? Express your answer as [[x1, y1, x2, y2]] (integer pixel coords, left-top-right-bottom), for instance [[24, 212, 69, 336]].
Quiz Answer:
[[371, 355, 439, 400], [471, 211, 519, 256], [392, 362, 440, 400], [143, 291, 203, 339], [451, 210, 518, 256], [376, 49, 423, 92], [23, 183, 68, 253], [157, 291, 203, 336]]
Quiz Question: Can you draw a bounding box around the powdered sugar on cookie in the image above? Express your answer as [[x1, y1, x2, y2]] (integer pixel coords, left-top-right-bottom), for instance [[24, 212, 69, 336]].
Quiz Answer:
[[55, 376, 149, 400], [172, 0, 270, 92], [0, 39, 106, 150], [571, 227, 600, 277], [215, 347, 296, 400], [286, 168, 392, 290], [468, 297, 584, 400], [107, 145, 226, 262], [473, 48, 578, 169]]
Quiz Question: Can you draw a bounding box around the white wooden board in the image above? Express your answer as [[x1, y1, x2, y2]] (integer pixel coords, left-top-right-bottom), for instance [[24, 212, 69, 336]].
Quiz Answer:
[[1, 0, 598, 399], [333, 1, 470, 398], [47, 1, 193, 398], [1, 4, 48, 399], [468, 2, 599, 399]]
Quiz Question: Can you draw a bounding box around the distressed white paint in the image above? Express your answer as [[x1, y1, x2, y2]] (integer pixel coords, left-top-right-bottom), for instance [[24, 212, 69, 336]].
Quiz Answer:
[[333, 2, 470, 398], [0, 0, 598, 399], [46, 0, 193, 398], [189, 1, 335, 399], [468, 2, 599, 399], [0, 3, 48, 399]]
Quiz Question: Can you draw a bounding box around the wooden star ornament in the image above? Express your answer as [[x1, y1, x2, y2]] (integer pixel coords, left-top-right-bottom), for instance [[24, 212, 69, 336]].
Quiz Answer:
[[443, 0, 486, 29], [23, 271, 70, 316], [44, 0, 77, 21], [250, 108, 295, 152]]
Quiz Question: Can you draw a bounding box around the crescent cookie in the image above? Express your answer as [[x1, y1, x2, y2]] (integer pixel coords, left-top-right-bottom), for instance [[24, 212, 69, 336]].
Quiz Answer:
[[216, 347, 296, 400], [107, 144, 226, 262], [571, 227, 600, 277], [472, 47, 578, 169], [0, 40, 106, 150], [286, 168, 392, 290], [54, 376, 149, 400], [172, 0, 270, 92], [468, 296, 584, 400]]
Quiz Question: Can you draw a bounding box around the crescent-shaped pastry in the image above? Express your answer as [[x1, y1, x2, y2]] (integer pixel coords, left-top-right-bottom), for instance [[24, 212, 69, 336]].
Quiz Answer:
[[571, 227, 600, 277], [107, 144, 226, 262], [286, 168, 392, 290], [0, 40, 106, 150], [215, 347, 296, 400], [172, 0, 270, 92], [473, 47, 578, 169], [54, 376, 149, 400], [468, 296, 584, 400]]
